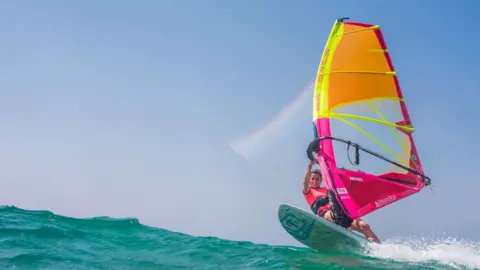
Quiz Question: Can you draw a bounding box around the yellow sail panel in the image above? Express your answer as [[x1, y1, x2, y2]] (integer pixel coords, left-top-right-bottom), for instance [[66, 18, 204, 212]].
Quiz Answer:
[[313, 21, 343, 120], [322, 22, 401, 114]]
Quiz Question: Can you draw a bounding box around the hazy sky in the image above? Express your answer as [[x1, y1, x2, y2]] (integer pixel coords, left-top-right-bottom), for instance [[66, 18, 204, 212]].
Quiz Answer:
[[0, 0, 479, 246]]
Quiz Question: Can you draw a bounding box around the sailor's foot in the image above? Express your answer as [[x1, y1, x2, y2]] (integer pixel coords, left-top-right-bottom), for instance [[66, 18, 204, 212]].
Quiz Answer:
[[367, 237, 381, 244]]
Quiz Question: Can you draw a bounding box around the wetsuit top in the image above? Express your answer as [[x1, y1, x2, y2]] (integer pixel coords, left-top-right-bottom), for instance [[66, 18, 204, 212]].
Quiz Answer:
[[303, 187, 331, 216]]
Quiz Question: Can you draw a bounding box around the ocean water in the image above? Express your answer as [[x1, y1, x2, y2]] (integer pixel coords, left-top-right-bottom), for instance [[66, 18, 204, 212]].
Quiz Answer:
[[0, 206, 478, 270]]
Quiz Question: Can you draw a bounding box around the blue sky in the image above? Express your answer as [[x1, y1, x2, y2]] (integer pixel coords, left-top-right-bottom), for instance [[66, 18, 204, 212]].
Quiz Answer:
[[0, 0, 479, 246]]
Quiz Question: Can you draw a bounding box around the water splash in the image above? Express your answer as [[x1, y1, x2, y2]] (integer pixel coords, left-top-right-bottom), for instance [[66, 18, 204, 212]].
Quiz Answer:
[[364, 236, 480, 269]]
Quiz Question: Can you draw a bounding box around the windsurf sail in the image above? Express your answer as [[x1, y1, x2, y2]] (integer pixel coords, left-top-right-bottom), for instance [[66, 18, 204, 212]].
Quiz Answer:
[[310, 17, 431, 220]]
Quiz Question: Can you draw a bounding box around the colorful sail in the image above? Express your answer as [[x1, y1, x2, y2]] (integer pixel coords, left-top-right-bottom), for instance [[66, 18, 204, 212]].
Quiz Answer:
[[312, 18, 431, 220]]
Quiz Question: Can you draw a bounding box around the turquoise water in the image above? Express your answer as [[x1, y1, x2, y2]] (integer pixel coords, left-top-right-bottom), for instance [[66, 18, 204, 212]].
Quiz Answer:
[[0, 206, 477, 269]]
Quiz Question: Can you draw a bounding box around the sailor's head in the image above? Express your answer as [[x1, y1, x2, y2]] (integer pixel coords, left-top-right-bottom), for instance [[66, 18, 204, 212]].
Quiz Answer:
[[310, 169, 323, 188]]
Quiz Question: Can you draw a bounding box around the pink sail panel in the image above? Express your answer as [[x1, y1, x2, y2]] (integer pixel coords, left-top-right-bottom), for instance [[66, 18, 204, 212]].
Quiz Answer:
[[335, 169, 423, 218], [314, 116, 428, 220]]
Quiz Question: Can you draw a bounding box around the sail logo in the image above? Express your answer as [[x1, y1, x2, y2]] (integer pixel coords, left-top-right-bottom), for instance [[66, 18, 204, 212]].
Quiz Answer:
[[375, 195, 397, 208], [316, 48, 331, 86], [349, 176, 363, 182]]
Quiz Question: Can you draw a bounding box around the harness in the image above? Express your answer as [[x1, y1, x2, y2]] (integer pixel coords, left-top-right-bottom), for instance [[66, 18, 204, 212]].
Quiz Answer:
[[310, 196, 329, 215], [310, 194, 353, 228]]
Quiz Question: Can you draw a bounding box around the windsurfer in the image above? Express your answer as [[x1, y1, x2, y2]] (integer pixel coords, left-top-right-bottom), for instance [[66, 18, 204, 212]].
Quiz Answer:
[[303, 159, 381, 244]]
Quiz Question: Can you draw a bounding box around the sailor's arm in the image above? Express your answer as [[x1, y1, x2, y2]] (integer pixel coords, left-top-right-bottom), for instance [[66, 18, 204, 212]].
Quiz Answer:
[[303, 160, 315, 193]]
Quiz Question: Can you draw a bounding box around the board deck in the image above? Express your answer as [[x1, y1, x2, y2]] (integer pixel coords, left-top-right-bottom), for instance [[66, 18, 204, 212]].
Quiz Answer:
[[278, 203, 372, 253]]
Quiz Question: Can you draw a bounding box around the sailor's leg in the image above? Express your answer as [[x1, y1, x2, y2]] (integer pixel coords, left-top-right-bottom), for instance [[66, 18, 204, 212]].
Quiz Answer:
[[322, 210, 334, 222], [348, 219, 381, 244]]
